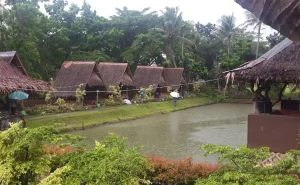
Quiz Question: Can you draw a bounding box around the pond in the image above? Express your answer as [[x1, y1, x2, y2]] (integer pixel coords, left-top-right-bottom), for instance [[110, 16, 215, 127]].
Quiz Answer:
[[72, 103, 252, 162]]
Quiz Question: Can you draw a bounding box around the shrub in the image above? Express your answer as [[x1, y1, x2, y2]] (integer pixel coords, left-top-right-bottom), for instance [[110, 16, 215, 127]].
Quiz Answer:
[[75, 84, 86, 103], [104, 85, 123, 106], [196, 144, 300, 185], [148, 155, 219, 185], [26, 104, 85, 115], [43, 134, 151, 185], [0, 123, 78, 185]]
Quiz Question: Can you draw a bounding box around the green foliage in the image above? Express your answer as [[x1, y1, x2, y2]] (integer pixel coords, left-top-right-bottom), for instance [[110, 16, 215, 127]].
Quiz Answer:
[[219, 36, 255, 70], [0, 0, 271, 81], [54, 98, 65, 106], [148, 155, 219, 185], [196, 144, 300, 185], [104, 85, 123, 106], [26, 104, 85, 115], [0, 123, 78, 185], [44, 134, 151, 185], [192, 83, 201, 95], [75, 84, 86, 103], [143, 85, 154, 102]]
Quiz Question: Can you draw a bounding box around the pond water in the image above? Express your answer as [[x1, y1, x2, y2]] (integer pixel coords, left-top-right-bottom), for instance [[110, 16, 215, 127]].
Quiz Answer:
[[72, 103, 253, 162]]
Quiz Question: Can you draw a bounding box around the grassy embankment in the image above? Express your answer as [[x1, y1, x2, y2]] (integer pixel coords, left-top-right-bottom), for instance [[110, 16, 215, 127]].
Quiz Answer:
[[27, 97, 214, 132]]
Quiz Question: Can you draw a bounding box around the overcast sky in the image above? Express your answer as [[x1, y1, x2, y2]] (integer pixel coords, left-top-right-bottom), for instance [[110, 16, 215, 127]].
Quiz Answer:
[[68, 0, 275, 38]]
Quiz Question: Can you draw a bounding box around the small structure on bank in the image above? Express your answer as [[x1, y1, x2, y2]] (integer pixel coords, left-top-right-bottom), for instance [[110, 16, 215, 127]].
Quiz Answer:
[[0, 51, 49, 129], [235, 0, 300, 44], [163, 68, 187, 97], [0, 51, 49, 95], [54, 61, 106, 103], [98, 62, 136, 99], [133, 66, 166, 94], [225, 38, 300, 153]]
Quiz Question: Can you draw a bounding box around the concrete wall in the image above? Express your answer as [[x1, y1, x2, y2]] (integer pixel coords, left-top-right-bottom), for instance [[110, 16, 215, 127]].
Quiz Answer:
[[248, 113, 300, 153]]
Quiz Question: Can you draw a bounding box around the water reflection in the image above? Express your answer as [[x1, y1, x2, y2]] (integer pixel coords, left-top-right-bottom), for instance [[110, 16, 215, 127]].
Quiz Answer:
[[72, 103, 252, 162]]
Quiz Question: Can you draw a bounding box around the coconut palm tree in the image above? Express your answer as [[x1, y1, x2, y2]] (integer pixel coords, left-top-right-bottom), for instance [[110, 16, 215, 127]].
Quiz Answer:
[[242, 11, 263, 59], [218, 13, 238, 57], [150, 7, 192, 68]]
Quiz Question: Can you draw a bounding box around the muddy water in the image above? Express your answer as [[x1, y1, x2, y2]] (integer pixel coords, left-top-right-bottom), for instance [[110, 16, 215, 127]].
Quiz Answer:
[[72, 103, 252, 162]]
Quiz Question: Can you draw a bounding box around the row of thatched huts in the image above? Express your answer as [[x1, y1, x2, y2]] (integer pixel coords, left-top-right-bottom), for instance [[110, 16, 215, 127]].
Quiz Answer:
[[54, 61, 187, 101]]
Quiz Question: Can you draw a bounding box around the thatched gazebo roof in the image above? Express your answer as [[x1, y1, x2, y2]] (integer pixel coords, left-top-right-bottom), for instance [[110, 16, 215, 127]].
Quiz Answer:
[[133, 66, 165, 90], [54, 61, 105, 98], [0, 51, 27, 76], [0, 60, 49, 94], [235, 0, 300, 43], [98, 62, 135, 89], [226, 38, 300, 83], [163, 68, 186, 89]]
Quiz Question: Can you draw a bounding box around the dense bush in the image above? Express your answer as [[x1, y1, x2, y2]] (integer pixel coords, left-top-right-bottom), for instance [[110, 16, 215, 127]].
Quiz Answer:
[[196, 144, 300, 185], [0, 123, 78, 185], [148, 155, 219, 185], [26, 104, 87, 115]]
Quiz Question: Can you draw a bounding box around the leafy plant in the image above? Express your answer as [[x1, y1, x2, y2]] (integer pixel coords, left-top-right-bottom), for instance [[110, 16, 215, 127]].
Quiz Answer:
[[45, 78, 56, 104], [104, 85, 123, 106], [54, 98, 65, 107], [196, 144, 300, 185], [0, 123, 79, 185], [144, 85, 154, 102], [75, 84, 86, 104], [43, 134, 151, 185], [148, 155, 219, 185]]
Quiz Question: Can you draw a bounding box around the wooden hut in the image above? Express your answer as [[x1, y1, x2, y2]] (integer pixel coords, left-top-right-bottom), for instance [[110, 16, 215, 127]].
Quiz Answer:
[[133, 66, 166, 95], [0, 51, 48, 119], [235, 0, 300, 43], [163, 68, 187, 97], [225, 38, 300, 153], [98, 62, 135, 99], [54, 61, 106, 104]]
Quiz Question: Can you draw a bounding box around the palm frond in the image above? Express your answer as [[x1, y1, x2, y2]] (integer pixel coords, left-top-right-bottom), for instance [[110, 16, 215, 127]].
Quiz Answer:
[[149, 28, 167, 34], [176, 36, 194, 46]]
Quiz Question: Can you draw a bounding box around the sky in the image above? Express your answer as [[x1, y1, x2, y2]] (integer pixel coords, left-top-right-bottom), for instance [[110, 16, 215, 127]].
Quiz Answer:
[[67, 0, 276, 38]]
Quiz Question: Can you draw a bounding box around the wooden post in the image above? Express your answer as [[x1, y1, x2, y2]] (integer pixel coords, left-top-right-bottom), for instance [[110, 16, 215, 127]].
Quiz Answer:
[[96, 90, 99, 103]]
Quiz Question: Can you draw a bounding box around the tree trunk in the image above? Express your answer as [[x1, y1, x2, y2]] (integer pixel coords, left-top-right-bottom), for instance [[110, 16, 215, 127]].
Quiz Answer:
[[169, 41, 177, 68], [255, 22, 262, 59]]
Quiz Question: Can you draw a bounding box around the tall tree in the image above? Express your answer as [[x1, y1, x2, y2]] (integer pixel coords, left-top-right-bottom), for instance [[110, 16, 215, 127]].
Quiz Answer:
[[218, 13, 238, 57], [242, 11, 263, 59], [151, 7, 190, 68]]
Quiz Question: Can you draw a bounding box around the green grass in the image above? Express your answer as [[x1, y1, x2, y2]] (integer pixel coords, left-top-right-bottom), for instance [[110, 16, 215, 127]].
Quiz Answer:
[[27, 97, 214, 132]]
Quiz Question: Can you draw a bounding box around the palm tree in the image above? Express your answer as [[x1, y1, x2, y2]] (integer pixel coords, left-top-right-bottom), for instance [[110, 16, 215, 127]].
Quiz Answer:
[[218, 13, 238, 57], [150, 7, 192, 68], [242, 11, 263, 59]]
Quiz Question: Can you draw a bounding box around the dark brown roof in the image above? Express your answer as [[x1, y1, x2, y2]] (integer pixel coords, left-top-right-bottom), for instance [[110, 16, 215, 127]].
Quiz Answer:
[[98, 62, 135, 89], [0, 60, 49, 94], [54, 61, 105, 97], [133, 66, 165, 89], [235, 0, 300, 43], [163, 68, 185, 89], [226, 38, 300, 83], [0, 51, 27, 76]]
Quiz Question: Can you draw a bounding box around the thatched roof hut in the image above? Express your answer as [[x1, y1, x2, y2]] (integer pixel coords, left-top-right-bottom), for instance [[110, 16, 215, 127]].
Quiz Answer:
[[0, 51, 27, 76], [98, 62, 135, 89], [0, 60, 49, 94], [163, 68, 186, 89], [133, 66, 165, 90], [54, 61, 105, 97], [235, 0, 300, 43], [226, 38, 300, 83], [0, 51, 48, 94]]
